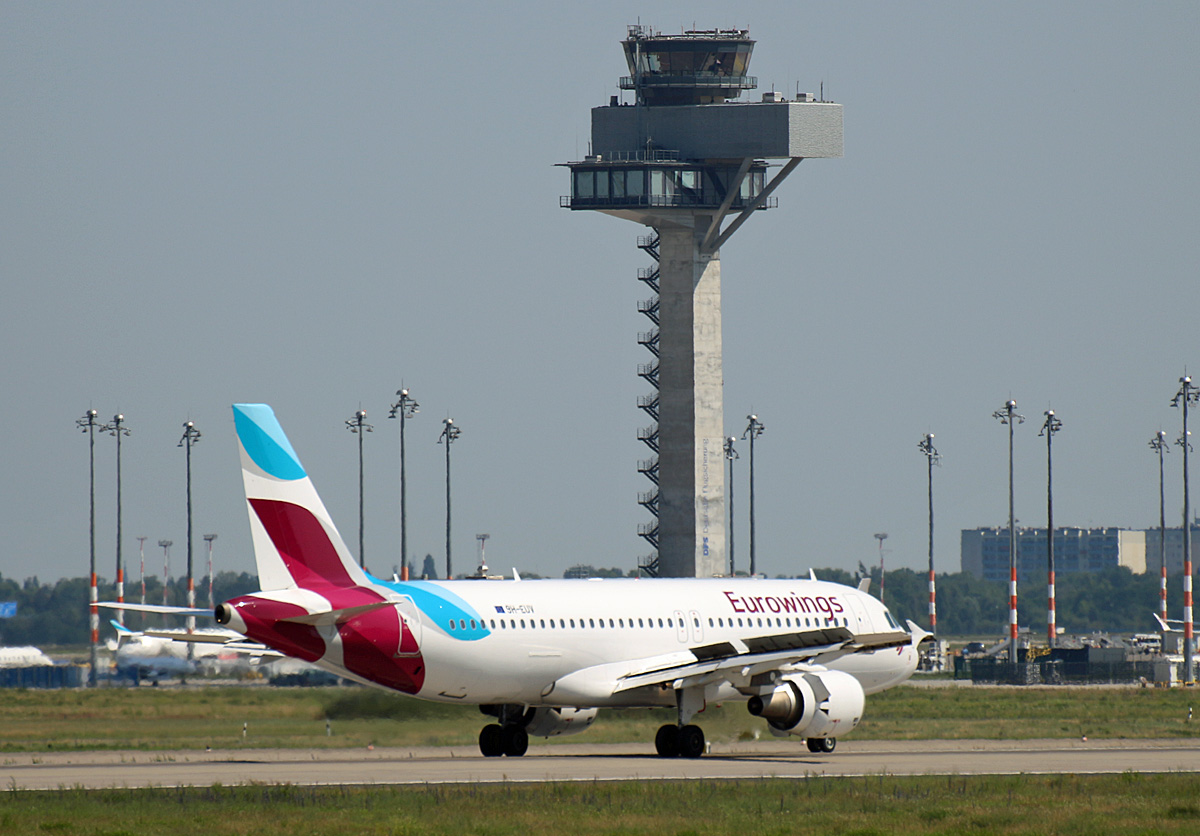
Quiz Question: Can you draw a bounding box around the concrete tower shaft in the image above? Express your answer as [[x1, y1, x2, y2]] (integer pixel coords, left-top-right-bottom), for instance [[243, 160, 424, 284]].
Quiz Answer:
[[562, 26, 842, 578], [656, 220, 724, 579]]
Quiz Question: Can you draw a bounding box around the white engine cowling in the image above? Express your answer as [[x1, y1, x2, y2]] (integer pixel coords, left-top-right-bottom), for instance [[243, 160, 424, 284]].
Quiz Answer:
[[524, 706, 599, 739], [746, 670, 865, 738]]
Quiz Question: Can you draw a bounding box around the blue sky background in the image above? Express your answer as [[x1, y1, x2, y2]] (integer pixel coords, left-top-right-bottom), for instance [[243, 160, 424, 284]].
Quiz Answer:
[[2, 2, 1197, 605]]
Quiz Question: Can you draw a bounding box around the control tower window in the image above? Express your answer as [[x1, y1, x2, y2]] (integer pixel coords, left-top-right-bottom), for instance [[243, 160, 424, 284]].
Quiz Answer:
[[574, 170, 594, 199]]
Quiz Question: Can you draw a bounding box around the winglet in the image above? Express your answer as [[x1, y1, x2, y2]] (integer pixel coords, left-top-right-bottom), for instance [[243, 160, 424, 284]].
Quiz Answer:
[[906, 619, 932, 647], [858, 577, 871, 593]]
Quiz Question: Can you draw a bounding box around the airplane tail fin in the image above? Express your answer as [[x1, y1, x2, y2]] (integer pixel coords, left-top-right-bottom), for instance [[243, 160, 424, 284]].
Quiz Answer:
[[233, 404, 368, 591]]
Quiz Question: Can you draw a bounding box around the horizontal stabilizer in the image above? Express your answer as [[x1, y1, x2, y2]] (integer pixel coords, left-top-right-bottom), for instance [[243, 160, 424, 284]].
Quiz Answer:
[[98, 602, 211, 616]]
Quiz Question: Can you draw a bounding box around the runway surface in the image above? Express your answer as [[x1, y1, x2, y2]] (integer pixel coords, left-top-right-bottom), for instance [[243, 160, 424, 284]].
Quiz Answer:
[[3, 738, 1198, 790]]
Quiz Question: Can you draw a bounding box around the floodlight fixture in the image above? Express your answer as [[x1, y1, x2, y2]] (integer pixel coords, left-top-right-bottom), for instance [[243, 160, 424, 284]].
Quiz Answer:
[[1149, 431, 1170, 628]]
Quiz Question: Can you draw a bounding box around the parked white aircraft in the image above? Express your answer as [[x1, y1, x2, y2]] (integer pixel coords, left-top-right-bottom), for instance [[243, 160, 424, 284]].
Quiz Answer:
[[0, 646, 54, 667], [124, 404, 927, 758]]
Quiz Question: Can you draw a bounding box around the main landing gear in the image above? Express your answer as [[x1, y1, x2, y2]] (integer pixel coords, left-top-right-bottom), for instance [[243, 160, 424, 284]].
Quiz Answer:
[[478, 704, 530, 757], [655, 723, 706, 758], [478, 723, 528, 757]]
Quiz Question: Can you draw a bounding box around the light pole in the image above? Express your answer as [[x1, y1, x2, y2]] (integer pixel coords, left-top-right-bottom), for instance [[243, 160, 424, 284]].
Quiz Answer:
[[136, 536, 147, 624], [203, 534, 217, 610], [101, 414, 130, 634], [742, 415, 765, 577], [389, 388, 419, 581], [439, 418, 462, 580], [76, 409, 99, 686], [157, 540, 173, 621], [1149, 431, 1169, 629], [724, 436, 738, 576], [874, 532, 888, 605], [1172, 375, 1199, 684], [345, 409, 373, 569], [918, 433, 940, 635], [476, 533, 490, 576], [1039, 410, 1063, 648], [993, 399, 1025, 667], [178, 421, 201, 656]]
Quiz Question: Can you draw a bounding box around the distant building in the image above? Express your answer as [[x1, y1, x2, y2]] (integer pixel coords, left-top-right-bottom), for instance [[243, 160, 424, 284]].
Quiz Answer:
[[1143, 521, 1200, 575], [961, 527, 1147, 583]]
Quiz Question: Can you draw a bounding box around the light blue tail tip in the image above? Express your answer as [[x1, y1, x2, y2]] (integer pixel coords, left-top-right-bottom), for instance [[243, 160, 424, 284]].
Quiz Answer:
[[233, 403, 307, 481]]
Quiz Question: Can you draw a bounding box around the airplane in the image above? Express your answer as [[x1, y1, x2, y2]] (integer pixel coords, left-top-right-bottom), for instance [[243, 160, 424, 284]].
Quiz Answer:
[[119, 403, 928, 758], [106, 619, 276, 678]]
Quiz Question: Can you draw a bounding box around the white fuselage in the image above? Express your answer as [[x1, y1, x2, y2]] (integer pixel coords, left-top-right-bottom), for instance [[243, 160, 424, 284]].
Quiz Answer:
[[302, 576, 918, 707]]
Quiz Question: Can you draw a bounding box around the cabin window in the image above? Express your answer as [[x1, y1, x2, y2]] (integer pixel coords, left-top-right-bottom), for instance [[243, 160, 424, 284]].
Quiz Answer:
[[520, 619, 526, 629], [638, 618, 644, 628], [708, 618, 714, 627], [737, 618, 744, 627], [448, 621, 456, 630], [589, 618, 595, 628], [609, 618, 615, 628]]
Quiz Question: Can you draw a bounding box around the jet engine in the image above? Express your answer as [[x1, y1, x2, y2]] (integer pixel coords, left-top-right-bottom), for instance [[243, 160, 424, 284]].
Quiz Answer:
[[523, 707, 599, 739], [746, 670, 864, 738]]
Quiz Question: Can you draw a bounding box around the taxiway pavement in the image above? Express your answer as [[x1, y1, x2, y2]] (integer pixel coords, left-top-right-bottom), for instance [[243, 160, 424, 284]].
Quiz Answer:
[[3, 738, 1198, 790]]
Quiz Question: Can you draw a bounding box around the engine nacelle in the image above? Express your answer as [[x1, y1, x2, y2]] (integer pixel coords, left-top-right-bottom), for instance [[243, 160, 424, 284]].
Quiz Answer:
[[523, 706, 599, 739], [746, 670, 865, 739]]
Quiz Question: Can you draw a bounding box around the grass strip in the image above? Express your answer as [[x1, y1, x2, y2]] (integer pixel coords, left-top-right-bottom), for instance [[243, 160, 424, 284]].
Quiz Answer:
[[2, 774, 1199, 835]]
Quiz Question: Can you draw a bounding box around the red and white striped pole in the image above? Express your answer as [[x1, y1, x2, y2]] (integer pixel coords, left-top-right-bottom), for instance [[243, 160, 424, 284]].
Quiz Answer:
[[1047, 569, 1056, 646], [78, 409, 100, 687], [1172, 375, 1198, 685], [994, 400, 1024, 667]]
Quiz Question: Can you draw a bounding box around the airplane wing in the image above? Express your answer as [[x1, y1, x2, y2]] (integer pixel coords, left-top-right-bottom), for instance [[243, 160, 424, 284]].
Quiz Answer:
[[614, 627, 911, 692], [549, 625, 911, 703]]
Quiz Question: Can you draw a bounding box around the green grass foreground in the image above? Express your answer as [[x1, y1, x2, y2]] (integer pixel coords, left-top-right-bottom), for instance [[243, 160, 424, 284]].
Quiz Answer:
[[2, 775, 1199, 836], [1, 684, 1198, 753]]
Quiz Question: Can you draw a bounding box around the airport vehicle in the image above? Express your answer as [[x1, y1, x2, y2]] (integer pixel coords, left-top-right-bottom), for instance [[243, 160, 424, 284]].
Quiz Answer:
[[119, 404, 926, 758]]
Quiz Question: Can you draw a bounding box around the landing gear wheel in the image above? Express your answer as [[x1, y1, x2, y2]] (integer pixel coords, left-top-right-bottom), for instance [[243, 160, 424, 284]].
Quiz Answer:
[[479, 724, 504, 757], [678, 724, 705, 758], [501, 724, 529, 757], [806, 737, 836, 754], [655, 723, 680, 757]]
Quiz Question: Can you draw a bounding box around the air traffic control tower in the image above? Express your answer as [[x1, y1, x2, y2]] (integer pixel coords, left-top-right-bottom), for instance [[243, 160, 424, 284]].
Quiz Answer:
[[562, 25, 842, 579]]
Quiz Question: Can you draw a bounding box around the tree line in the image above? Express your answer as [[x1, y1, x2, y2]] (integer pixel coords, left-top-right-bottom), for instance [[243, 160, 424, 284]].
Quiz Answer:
[[0, 566, 1181, 647]]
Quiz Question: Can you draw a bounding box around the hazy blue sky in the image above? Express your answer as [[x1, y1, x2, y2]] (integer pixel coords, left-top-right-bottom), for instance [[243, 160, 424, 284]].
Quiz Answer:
[[3, 2, 1197, 601]]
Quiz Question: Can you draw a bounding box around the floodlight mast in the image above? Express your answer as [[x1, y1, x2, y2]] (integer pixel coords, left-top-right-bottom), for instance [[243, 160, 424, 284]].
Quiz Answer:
[[101, 414, 131, 634], [1172, 375, 1199, 685], [157, 540, 173, 617], [724, 436, 738, 576], [993, 399, 1025, 667], [203, 534, 217, 610], [918, 433, 940, 635], [1149, 431, 1170, 628], [178, 421, 202, 655], [439, 418, 462, 579], [76, 409, 99, 687], [389, 388, 419, 581], [742, 415, 765, 576], [345, 410, 373, 569], [872, 532, 889, 604], [1039, 410, 1063, 648]]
